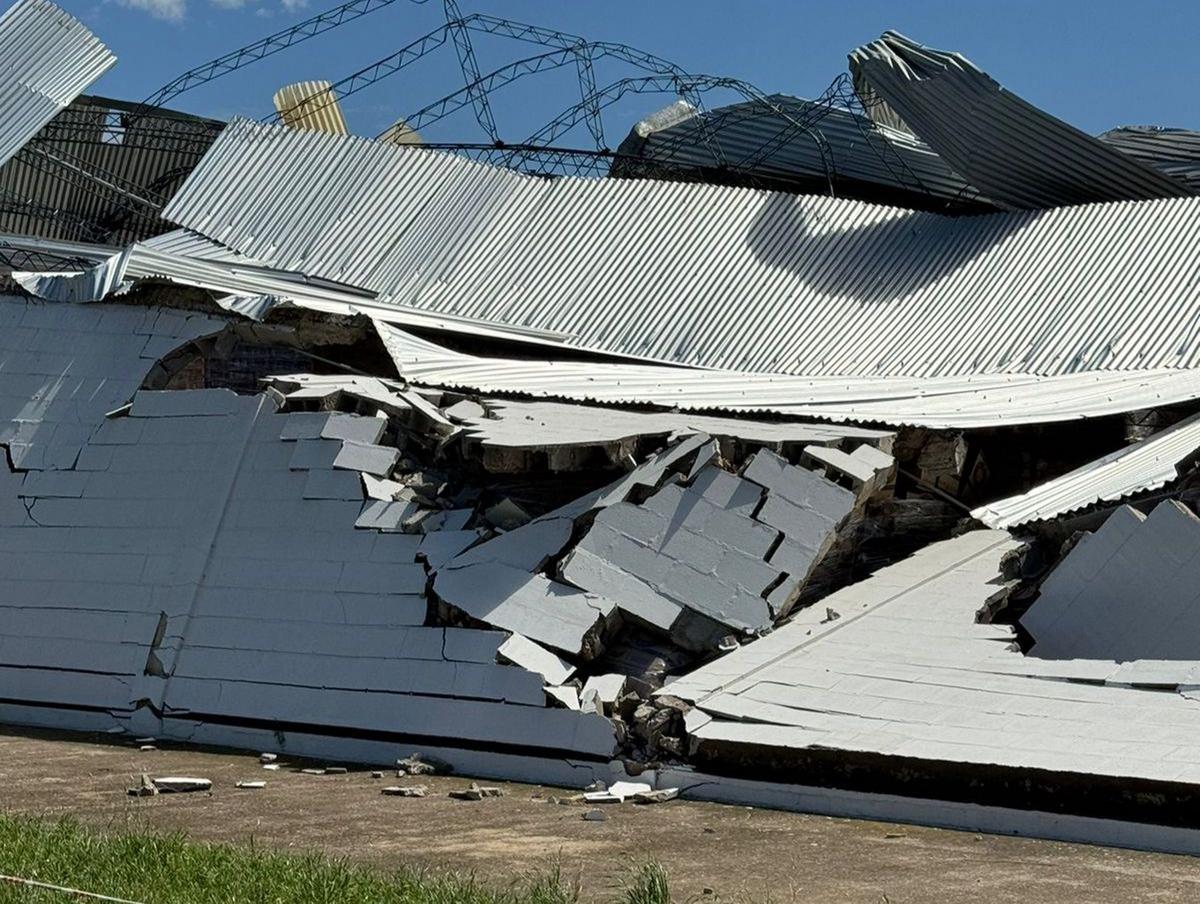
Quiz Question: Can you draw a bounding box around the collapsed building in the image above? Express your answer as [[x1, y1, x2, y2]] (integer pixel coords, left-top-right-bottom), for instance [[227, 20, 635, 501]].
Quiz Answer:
[[6, 0, 1200, 856]]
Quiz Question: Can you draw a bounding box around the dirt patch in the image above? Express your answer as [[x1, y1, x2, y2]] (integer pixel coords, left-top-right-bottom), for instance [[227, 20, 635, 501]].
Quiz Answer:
[[1, 728, 1197, 903]]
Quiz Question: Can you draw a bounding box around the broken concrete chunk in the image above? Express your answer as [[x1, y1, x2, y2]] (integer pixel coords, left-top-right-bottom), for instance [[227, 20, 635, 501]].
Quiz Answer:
[[356, 498, 421, 531], [449, 782, 503, 800], [259, 753, 277, 763], [363, 474, 407, 501], [382, 785, 428, 797], [127, 773, 158, 797], [498, 633, 575, 686], [632, 788, 679, 804], [333, 441, 400, 477], [545, 685, 581, 709], [235, 781, 266, 789], [582, 808, 607, 821], [580, 674, 627, 712], [435, 563, 615, 657]]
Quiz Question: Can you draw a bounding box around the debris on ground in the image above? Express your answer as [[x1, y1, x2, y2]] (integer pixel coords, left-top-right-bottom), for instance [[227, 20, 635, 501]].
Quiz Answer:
[[0, 0, 1199, 855], [449, 782, 504, 801], [381, 786, 428, 797], [150, 777, 212, 794]]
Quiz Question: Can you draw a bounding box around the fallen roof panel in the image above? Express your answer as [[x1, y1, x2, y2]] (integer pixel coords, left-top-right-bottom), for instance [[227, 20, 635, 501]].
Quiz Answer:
[[614, 94, 989, 210], [0, 0, 116, 169], [971, 412, 1200, 528], [667, 530, 1200, 787], [849, 31, 1190, 210], [1100, 126, 1200, 192], [161, 118, 1200, 380], [378, 323, 1200, 429]]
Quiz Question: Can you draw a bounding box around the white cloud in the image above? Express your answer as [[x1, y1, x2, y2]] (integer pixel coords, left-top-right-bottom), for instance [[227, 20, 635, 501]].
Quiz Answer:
[[210, 0, 248, 7], [119, 0, 186, 20], [281, 0, 308, 11]]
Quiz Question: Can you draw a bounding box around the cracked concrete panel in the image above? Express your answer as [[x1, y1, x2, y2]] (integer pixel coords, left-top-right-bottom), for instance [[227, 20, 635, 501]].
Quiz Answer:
[[0, 298, 225, 469], [278, 411, 386, 445], [561, 468, 779, 646], [1023, 501, 1200, 660], [435, 562, 616, 657], [668, 529, 1200, 790], [0, 336, 616, 760], [743, 449, 858, 516], [165, 677, 617, 758], [332, 441, 399, 477]]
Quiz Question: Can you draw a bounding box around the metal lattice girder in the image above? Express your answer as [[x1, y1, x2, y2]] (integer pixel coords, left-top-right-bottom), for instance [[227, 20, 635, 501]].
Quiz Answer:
[[399, 40, 697, 138], [264, 23, 453, 128], [443, 0, 498, 142], [143, 0, 424, 110]]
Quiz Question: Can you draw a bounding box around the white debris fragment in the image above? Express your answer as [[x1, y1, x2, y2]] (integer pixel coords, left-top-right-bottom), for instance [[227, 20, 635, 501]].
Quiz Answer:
[[235, 781, 266, 789], [151, 777, 212, 793], [583, 780, 652, 803]]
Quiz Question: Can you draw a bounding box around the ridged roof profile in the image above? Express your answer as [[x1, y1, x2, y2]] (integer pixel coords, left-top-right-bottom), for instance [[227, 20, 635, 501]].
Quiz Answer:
[[165, 118, 1200, 381], [848, 31, 1191, 210], [0, 0, 116, 168]]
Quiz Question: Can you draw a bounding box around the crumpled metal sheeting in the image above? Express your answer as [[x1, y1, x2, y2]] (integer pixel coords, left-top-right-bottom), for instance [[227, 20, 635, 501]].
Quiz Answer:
[[451, 397, 890, 451], [377, 322, 1200, 429], [849, 31, 1188, 210], [9, 232, 575, 346], [617, 94, 987, 209], [13, 246, 131, 302], [164, 119, 1200, 378], [972, 411, 1200, 528], [1099, 126, 1200, 192], [0, 0, 116, 168]]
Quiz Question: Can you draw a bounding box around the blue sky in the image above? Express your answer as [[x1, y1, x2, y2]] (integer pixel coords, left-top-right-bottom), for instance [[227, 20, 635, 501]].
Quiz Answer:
[[59, 0, 1200, 146]]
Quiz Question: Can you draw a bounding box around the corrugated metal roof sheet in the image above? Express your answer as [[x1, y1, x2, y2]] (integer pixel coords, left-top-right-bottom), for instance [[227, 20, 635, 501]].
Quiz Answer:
[[3, 230, 580, 347], [163, 119, 1200, 380], [848, 31, 1190, 210], [1099, 126, 1200, 192], [376, 324, 1200, 429], [0, 0, 115, 168], [971, 412, 1200, 528], [614, 94, 990, 211]]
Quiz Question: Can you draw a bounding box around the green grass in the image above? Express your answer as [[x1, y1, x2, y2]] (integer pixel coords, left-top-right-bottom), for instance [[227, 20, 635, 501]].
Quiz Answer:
[[0, 815, 673, 904]]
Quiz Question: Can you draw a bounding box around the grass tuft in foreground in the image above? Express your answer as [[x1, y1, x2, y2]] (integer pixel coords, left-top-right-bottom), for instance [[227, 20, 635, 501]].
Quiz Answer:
[[0, 815, 673, 904]]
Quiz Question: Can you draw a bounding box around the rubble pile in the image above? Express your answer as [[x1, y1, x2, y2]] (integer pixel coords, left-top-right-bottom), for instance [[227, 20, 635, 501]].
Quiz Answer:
[[4, 0, 1200, 855]]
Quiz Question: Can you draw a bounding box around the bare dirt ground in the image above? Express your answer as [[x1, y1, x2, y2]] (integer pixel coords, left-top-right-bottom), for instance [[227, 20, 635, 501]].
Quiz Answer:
[[1, 728, 1198, 903]]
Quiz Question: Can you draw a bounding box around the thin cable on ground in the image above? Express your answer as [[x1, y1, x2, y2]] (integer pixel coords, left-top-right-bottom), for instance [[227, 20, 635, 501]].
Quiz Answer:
[[0, 873, 147, 904]]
